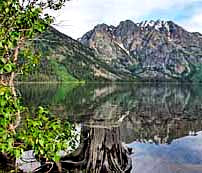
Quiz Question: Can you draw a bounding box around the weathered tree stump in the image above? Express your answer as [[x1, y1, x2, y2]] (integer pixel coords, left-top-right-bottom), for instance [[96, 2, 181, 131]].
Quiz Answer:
[[61, 126, 132, 173]]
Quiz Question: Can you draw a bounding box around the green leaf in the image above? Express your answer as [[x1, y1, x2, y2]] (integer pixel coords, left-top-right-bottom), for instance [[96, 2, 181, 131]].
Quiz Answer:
[[5, 8, 9, 13], [4, 64, 13, 73], [0, 58, 6, 64]]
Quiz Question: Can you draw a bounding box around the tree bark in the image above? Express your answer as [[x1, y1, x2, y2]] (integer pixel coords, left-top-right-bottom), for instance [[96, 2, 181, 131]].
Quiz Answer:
[[61, 126, 132, 173], [9, 44, 20, 86]]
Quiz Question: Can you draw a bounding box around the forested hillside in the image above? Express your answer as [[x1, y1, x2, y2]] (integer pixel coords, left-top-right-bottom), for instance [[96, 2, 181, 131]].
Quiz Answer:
[[19, 20, 202, 82]]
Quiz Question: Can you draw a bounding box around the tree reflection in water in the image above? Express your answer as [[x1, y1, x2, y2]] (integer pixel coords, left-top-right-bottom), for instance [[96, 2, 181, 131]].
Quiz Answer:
[[14, 83, 202, 172]]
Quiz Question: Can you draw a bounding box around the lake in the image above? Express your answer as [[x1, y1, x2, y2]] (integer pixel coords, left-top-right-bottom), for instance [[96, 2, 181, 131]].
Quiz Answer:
[[14, 83, 202, 172]]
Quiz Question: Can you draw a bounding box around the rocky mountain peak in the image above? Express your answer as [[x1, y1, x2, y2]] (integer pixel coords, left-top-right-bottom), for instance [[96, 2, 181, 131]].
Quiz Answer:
[[30, 19, 202, 82], [80, 20, 184, 47], [94, 23, 109, 32], [79, 19, 202, 82], [137, 20, 171, 31], [114, 20, 138, 39], [117, 20, 137, 30]]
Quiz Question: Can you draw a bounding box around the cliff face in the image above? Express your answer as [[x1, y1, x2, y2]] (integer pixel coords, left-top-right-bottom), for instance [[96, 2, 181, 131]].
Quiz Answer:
[[80, 20, 202, 82], [24, 20, 202, 82]]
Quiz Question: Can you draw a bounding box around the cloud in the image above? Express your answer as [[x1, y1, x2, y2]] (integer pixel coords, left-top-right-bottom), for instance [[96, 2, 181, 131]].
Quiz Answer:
[[179, 12, 202, 33], [51, 0, 202, 38]]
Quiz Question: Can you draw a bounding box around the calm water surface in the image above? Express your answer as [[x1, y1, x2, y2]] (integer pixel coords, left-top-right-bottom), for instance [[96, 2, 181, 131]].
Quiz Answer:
[[16, 83, 202, 172]]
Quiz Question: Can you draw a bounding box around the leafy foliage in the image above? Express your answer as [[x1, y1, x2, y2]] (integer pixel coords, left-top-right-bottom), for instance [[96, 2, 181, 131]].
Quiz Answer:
[[0, 0, 69, 84], [0, 86, 24, 158], [19, 107, 79, 162], [0, 0, 80, 170], [0, 59, 16, 74], [0, 86, 79, 163]]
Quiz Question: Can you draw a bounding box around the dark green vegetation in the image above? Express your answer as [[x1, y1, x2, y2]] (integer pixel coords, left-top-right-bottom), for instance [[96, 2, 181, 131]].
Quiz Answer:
[[20, 106, 78, 162], [0, 0, 55, 85], [0, 86, 78, 171], [0, 1, 83, 172], [0, 86, 24, 158], [20, 27, 133, 82]]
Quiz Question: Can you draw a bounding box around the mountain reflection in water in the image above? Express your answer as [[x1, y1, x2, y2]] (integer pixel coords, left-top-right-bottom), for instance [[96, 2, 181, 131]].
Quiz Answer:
[[17, 83, 202, 173]]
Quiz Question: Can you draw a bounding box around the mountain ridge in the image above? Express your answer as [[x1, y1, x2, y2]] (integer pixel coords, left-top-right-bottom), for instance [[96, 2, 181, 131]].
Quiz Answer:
[[20, 19, 202, 82], [79, 19, 202, 82], [19, 26, 132, 82]]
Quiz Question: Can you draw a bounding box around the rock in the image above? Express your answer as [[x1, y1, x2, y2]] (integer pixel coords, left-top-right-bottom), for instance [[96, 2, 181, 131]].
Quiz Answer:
[[80, 20, 202, 82]]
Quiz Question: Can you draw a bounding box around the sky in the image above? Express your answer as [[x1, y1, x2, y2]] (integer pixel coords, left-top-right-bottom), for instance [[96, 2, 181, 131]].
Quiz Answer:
[[50, 0, 202, 39]]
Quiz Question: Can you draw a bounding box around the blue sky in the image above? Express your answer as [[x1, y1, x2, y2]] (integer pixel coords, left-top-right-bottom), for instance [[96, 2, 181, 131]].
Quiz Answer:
[[51, 0, 202, 39]]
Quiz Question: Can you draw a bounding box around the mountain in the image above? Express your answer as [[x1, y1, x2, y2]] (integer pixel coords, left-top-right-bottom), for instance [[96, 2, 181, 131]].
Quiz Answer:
[[80, 20, 202, 82], [20, 20, 202, 82], [19, 27, 131, 82]]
